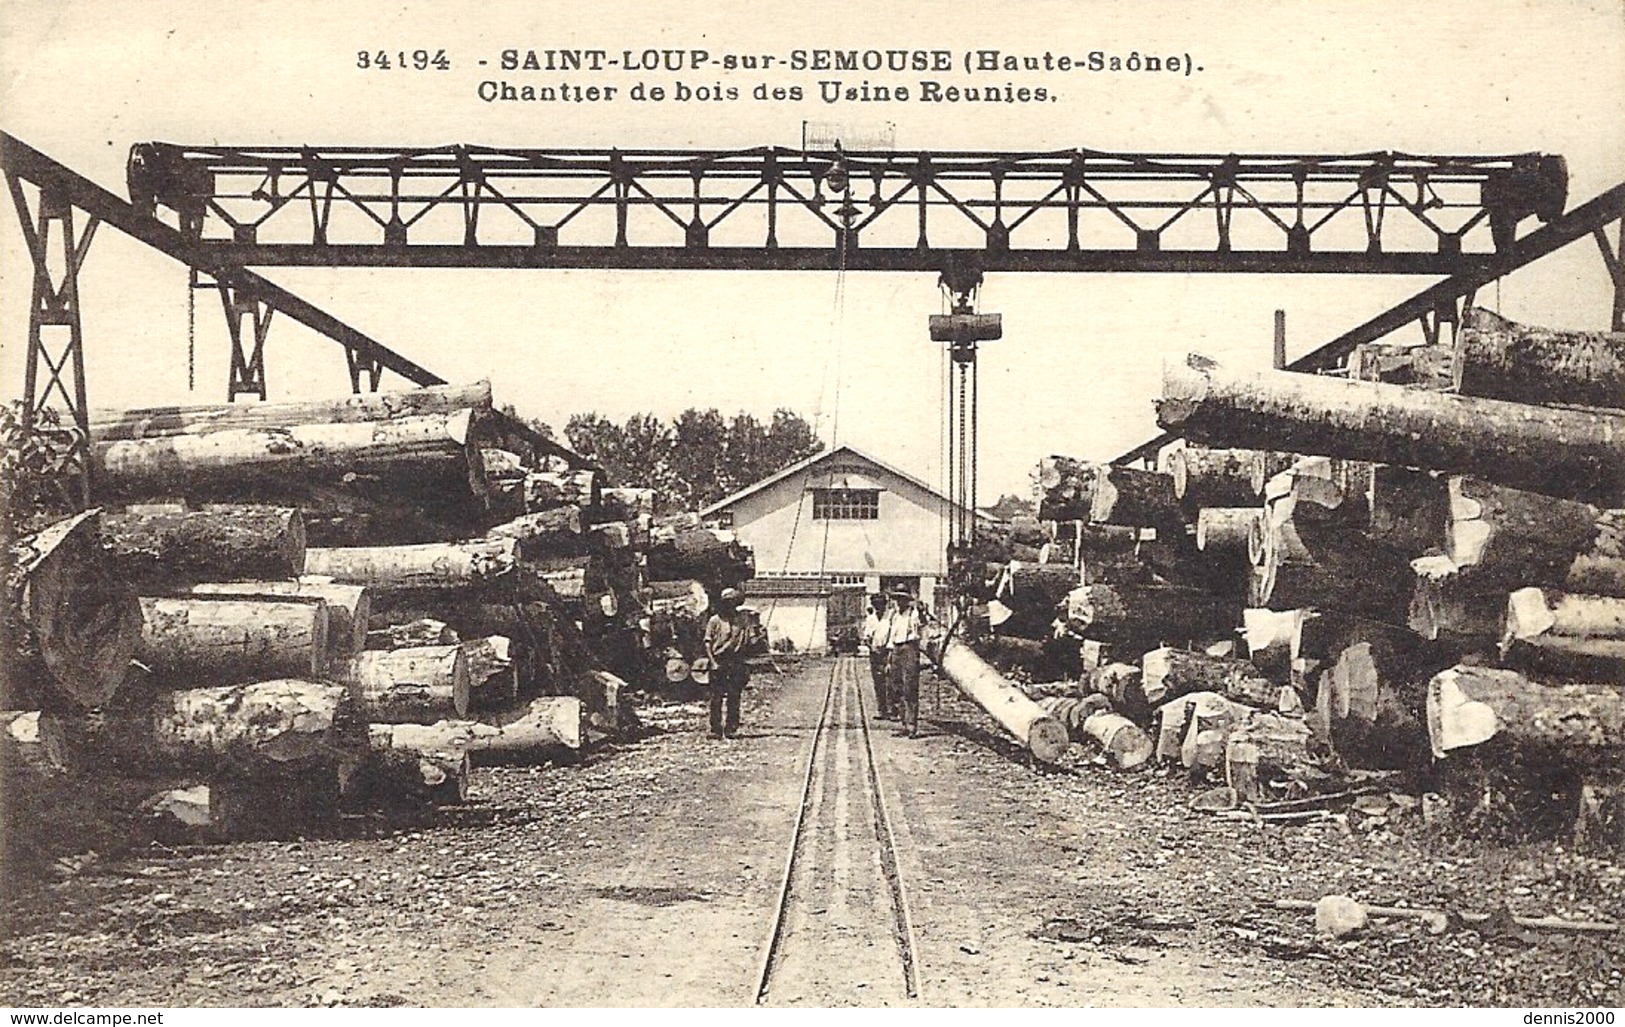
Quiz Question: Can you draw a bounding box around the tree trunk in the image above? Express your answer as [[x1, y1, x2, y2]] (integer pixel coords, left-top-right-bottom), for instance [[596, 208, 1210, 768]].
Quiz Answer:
[[1158, 353, 1625, 504], [1407, 575, 1505, 647], [1036, 696, 1151, 769], [487, 506, 585, 558], [1154, 691, 1249, 767], [102, 506, 305, 588], [342, 644, 471, 722], [5, 510, 144, 709], [1140, 646, 1279, 708], [461, 636, 519, 711], [97, 409, 492, 501], [932, 638, 1070, 763], [90, 381, 493, 442], [1089, 466, 1183, 528], [1501, 588, 1625, 679], [365, 618, 457, 649], [1196, 508, 1258, 554], [646, 528, 753, 585], [1170, 447, 1265, 508], [1063, 584, 1239, 656], [1427, 665, 1625, 760], [371, 695, 585, 760], [304, 538, 519, 594], [190, 580, 369, 665], [138, 596, 328, 685], [1076, 524, 1152, 586], [1455, 307, 1625, 411], [1241, 607, 1312, 683]]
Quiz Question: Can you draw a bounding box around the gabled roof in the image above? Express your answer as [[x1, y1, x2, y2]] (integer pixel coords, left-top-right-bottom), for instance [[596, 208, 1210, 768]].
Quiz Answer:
[[699, 443, 991, 519]]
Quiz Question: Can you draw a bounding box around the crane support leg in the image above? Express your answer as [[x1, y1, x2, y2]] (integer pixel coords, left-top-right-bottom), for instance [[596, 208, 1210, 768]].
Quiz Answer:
[[5, 174, 98, 508], [216, 280, 274, 402]]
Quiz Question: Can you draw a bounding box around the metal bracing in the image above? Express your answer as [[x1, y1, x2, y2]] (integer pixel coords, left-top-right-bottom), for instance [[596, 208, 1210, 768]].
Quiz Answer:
[[128, 143, 1569, 273], [1113, 180, 1625, 467], [215, 279, 274, 401], [1, 132, 444, 399], [5, 174, 99, 506]]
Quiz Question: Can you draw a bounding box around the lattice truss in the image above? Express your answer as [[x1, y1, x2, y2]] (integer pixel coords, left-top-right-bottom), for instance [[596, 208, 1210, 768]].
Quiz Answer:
[[129, 144, 1568, 272]]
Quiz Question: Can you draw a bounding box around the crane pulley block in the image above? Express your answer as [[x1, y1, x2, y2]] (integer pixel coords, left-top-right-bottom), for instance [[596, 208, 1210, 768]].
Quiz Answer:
[[928, 312, 1002, 344]]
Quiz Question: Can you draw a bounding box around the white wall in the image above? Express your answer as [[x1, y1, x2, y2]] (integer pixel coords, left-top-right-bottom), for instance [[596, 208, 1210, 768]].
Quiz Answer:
[[726, 451, 953, 578], [755, 596, 827, 653]]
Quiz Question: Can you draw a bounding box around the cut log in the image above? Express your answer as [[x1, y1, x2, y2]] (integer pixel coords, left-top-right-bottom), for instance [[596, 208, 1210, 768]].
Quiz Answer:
[[525, 469, 600, 511], [97, 409, 492, 500], [1411, 477, 1607, 594], [365, 617, 457, 649], [1170, 447, 1266, 508], [997, 561, 1081, 611], [372, 696, 585, 760], [1141, 646, 1279, 708], [1455, 307, 1625, 411], [1407, 575, 1505, 647], [1312, 641, 1430, 769], [138, 596, 328, 685], [342, 644, 471, 722], [1, 710, 67, 771], [1225, 712, 1318, 802], [1501, 588, 1625, 679], [1158, 352, 1625, 505], [1076, 524, 1151, 586], [932, 638, 1070, 763], [1569, 509, 1625, 598], [1035, 455, 1096, 521], [1242, 608, 1313, 683], [1350, 340, 1454, 389], [1426, 665, 1625, 761], [1089, 466, 1183, 528], [359, 728, 471, 806], [487, 506, 585, 558], [1153, 691, 1249, 767], [1063, 584, 1239, 656], [1081, 712, 1154, 770], [461, 636, 519, 711], [89, 381, 493, 443], [4, 510, 144, 709], [63, 679, 362, 772], [102, 506, 305, 587], [1087, 662, 1143, 713], [190, 580, 369, 664], [304, 538, 518, 594], [600, 487, 657, 519], [646, 528, 754, 585], [1196, 508, 1258, 554]]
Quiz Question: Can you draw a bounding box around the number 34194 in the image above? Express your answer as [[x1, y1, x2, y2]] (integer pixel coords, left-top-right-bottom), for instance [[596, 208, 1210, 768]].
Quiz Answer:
[[357, 50, 451, 70]]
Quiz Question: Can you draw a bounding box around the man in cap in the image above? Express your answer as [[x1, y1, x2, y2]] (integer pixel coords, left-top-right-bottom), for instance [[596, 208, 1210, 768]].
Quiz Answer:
[[861, 592, 894, 718], [703, 587, 753, 739], [883, 585, 927, 737]]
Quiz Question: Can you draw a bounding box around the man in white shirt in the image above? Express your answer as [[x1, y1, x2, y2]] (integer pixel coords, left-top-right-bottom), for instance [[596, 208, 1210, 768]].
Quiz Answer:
[[883, 585, 926, 738], [860, 592, 893, 719]]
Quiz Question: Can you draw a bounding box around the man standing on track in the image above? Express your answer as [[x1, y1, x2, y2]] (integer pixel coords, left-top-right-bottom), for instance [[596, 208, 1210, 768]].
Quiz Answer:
[[704, 587, 752, 740], [884, 585, 926, 738], [861, 591, 894, 719]]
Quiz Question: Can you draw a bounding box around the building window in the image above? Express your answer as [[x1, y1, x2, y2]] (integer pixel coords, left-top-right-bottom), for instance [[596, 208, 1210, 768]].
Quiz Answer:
[[811, 488, 879, 520]]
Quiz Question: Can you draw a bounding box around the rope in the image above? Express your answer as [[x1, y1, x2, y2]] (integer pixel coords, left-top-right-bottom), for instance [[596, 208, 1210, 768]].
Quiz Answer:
[[186, 269, 196, 392]]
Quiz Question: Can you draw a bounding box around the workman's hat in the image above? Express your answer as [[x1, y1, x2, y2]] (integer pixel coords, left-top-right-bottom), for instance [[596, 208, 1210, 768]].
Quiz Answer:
[[719, 587, 743, 603], [889, 585, 914, 599]]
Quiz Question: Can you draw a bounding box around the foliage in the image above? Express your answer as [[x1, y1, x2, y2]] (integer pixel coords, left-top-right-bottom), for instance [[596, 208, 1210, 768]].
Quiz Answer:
[[565, 407, 823, 510], [984, 493, 1037, 520], [0, 402, 81, 543]]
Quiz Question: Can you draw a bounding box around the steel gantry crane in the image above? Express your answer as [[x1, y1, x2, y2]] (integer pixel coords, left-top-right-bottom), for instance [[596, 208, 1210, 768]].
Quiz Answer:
[[7, 133, 1623, 513]]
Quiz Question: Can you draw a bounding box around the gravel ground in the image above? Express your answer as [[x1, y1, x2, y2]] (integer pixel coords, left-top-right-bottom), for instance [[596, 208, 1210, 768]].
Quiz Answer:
[[1, 656, 1619, 1008]]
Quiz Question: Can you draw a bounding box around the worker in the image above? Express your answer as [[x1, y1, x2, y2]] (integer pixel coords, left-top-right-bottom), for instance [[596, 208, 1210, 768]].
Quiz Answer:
[[883, 585, 927, 738], [861, 592, 893, 718], [703, 587, 753, 739]]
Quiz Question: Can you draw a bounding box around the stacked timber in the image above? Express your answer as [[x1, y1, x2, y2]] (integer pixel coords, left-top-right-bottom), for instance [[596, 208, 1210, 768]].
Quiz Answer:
[[1099, 307, 1625, 839]]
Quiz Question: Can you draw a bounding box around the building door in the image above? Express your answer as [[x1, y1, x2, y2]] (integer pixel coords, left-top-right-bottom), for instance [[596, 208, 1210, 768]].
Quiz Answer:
[[825, 586, 866, 652]]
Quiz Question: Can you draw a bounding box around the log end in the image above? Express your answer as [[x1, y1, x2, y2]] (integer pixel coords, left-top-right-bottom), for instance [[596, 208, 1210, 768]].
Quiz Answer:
[[1027, 716, 1071, 764]]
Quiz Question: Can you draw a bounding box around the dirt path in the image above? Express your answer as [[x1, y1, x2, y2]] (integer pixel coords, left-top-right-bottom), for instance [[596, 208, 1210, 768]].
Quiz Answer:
[[2, 655, 1618, 1007]]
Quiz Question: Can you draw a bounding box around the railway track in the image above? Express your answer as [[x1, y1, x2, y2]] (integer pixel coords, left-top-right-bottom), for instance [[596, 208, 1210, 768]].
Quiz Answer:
[[754, 655, 922, 1006]]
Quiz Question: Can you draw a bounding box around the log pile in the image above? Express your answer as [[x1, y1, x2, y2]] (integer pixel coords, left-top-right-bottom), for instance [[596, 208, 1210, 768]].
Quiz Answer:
[[980, 309, 1625, 842], [6, 381, 756, 853]]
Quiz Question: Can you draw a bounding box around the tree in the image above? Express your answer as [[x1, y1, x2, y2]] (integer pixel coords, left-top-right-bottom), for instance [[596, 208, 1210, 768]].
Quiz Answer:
[[985, 493, 1037, 521], [670, 408, 730, 508]]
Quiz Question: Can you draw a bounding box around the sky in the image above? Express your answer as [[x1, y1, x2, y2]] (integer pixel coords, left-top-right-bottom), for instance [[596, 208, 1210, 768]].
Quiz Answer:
[[1, 0, 1621, 501]]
